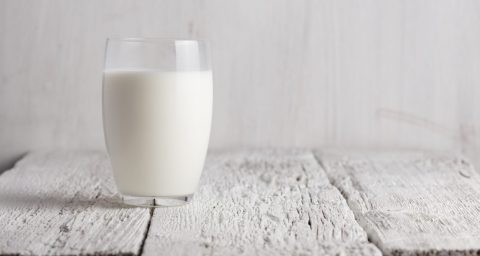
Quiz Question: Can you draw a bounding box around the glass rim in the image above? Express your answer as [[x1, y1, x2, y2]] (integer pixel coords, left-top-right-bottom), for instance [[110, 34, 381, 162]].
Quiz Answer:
[[106, 37, 210, 44]]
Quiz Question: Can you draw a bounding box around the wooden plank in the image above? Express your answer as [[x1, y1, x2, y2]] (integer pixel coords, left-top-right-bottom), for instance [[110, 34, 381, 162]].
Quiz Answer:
[[0, 151, 150, 255], [316, 150, 480, 256], [143, 150, 381, 256]]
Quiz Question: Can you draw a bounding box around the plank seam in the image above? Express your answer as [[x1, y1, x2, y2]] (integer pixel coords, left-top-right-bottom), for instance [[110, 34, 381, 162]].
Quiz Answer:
[[138, 208, 154, 256], [312, 153, 384, 254]]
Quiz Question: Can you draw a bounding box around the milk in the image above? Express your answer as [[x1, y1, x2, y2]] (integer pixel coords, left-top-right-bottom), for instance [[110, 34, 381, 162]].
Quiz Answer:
[[103, 70, 212, 197]]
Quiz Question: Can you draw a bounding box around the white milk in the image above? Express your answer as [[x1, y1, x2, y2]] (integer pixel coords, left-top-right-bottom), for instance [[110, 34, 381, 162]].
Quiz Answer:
[[103, 70, 212, 197]]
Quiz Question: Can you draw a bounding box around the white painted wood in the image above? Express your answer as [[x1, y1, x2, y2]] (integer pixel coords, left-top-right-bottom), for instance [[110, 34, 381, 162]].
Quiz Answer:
[[0, 152, 150, 255], [2, 0, 480, 171], [317, 150, 480, 255], [143, 150, 381, 256], [4, 150, 480, 255]]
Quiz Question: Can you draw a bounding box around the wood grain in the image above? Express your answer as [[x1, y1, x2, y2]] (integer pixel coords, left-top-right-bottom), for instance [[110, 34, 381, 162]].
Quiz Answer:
[[2, 0, 480, 171], [316, 150, 480, 256], [0, 152, 150, 255], [143, 150, 381, 256]]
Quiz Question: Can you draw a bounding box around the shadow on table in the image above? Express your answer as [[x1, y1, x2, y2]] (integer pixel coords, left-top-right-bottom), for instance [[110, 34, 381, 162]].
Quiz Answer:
[[0, 191, 133, 210]]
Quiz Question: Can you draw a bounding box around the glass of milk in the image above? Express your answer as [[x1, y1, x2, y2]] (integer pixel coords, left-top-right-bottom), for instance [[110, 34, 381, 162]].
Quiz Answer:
[[103, 38, 212, 207]]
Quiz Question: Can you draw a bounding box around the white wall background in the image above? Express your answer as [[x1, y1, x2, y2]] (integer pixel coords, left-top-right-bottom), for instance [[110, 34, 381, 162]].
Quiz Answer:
[[1, 0, 480, 170]]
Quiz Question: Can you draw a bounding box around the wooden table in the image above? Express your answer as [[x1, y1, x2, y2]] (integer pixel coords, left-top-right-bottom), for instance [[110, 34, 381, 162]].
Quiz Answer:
[[1, 150, 480, 256]]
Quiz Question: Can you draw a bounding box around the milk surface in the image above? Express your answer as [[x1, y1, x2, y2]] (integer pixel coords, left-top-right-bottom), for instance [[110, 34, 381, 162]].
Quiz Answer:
[[103, 70, 212, 196]]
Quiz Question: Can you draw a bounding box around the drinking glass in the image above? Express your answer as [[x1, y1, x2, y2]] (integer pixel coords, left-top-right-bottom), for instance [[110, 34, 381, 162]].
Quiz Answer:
[[103, 38, 212, 207]]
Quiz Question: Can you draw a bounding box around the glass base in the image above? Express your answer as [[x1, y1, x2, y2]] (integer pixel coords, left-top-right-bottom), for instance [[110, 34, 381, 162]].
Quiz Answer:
[[122, 194, 193, 207]]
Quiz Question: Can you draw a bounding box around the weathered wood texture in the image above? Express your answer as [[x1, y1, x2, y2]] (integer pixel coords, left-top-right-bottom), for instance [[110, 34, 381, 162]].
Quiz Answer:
[[143, 151, 381, 256], [0, 152, 150, 255], [4, 150, 480, 255], [2, 0, 480, 171], [317, 151, 480, 256]]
